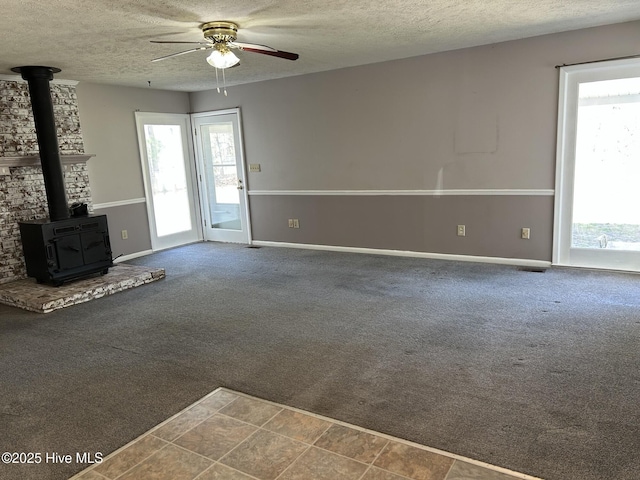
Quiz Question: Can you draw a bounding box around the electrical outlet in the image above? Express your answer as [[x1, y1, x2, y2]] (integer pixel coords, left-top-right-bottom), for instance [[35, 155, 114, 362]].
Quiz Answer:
[[457, 225, 466, 237], [521, 227, 531, 239], [249, 163, 261, 173], [293, 219, 300, 229], [121, 230, 128, 240], [288, 219, 294, 228]]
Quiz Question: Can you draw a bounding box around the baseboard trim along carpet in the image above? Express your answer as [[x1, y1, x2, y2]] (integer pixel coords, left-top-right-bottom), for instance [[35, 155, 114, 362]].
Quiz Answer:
[[252, 241, 552, 269], [114, 249, 155, 263]]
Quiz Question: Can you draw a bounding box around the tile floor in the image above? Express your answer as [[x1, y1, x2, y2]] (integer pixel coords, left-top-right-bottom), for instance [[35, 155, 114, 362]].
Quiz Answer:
[[72, 388, 541, 480]]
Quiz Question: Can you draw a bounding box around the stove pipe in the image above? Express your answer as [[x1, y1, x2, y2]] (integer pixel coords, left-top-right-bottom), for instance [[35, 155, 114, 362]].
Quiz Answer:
[[11, 66, 70, 221]]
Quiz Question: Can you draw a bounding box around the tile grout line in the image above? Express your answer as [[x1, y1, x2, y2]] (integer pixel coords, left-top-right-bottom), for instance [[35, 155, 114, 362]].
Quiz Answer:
[[111, 441, 173, 480], [162, 394, 282, 470], [215, 405, 387, 472], [146, 440, 243, 478], [71, 437, 171, 480], [357, 440, 456, 480], [255, 403, 285, 427], [271, 418, 339, 479], [443, 457, 457, 480], [166, 393, 245, 444], [309, 420, 337, 447], [208, 398, 287, 473], [69, 388, 233, 479], [218, 388, 543, 480], [354, 439, 397, 480], [273, 443, 314, 480], [214, 428, 272, 473], [155, 437, 219, 464], [193, 461, 262, 480]]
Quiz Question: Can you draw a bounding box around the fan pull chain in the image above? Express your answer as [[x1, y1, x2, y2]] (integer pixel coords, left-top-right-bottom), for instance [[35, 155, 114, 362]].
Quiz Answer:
[[214, 67, 229, 96], [222, 68, 228, 96]]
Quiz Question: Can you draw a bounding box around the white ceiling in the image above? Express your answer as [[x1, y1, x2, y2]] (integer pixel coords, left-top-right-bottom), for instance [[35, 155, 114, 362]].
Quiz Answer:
[[1, 1, 639, 92]]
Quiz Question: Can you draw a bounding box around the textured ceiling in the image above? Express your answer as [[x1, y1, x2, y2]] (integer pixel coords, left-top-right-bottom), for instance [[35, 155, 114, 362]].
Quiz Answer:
[[1, 1, 639, 92]]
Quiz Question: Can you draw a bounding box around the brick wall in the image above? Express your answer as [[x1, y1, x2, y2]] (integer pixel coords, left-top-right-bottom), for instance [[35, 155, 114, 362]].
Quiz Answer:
[[0, 79, 92, 284]]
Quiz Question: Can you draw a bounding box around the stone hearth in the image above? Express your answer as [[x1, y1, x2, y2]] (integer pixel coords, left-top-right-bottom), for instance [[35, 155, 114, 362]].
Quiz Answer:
[[0, 264, 165, 313]]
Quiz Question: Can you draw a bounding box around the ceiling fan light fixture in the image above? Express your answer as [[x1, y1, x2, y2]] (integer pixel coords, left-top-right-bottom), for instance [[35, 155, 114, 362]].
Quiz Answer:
[[206, 46, 240, 69], [151, 20, 298, 67]]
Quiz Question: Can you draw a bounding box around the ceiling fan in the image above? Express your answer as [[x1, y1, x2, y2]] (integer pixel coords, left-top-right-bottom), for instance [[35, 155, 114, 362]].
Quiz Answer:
[[151, 21, 299, 69]]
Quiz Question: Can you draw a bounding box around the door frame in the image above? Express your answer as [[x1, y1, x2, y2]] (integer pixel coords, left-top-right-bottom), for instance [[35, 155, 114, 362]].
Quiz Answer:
[[135, 112, 203, 251], [553, 58, 640, 271], [191, 108, 252, 244]]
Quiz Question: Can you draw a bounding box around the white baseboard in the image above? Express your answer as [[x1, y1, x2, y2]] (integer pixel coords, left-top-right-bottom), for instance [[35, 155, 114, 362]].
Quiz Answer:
[[251, 241, 552, 269], [113, 250, 154, 263]]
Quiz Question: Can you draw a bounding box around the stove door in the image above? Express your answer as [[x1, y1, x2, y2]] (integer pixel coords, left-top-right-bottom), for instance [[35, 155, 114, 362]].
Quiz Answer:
[[55, 235, 84, 270], [81, 231, 110, 265]]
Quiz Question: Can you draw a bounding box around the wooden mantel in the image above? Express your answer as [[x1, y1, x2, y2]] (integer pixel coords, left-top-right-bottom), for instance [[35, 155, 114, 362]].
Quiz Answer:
[[0, 154, 95, 167]]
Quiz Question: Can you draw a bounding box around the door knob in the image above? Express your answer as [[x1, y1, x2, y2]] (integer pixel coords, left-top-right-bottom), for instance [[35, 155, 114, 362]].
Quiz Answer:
[[237, 179, 244, 190]]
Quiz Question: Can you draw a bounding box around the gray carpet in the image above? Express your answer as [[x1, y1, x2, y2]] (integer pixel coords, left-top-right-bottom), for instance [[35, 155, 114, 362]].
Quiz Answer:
[[0, 242, 638, 480]]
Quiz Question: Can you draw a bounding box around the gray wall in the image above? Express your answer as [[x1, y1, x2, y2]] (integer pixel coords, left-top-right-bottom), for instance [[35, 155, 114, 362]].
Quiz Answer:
[[100, 202, 153, 260], [76, 83, 190, 258], [249, 195, 554, 261], [189, 21, 640, 262]]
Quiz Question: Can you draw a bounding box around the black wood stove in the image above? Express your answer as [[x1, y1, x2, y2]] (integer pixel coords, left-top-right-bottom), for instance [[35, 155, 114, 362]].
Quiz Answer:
[[12, 65, 113, 286], [19, 215, 112, 286]]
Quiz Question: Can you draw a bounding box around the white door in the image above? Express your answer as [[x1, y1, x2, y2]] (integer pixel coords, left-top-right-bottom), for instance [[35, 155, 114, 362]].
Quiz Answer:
[[554, 59, 640, 271], [135, 112, 201, 251], [192, 109, 251, 243]]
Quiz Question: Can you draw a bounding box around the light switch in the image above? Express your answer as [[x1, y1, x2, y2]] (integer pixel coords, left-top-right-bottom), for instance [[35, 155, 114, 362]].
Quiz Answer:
[[249, 163, 261, 173]]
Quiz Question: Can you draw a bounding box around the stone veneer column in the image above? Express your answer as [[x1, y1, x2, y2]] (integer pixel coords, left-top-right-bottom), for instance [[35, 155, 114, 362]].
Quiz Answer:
[[0, 79, 92, 284]]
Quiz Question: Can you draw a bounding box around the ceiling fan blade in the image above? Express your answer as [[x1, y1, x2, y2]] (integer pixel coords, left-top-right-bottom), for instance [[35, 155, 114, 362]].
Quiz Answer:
[[151, 40, 211, 45], [230, 42, 299, 60], [229, 41, 277, 52], [238, 47, 299, 61], [152, 47, 208, 62]]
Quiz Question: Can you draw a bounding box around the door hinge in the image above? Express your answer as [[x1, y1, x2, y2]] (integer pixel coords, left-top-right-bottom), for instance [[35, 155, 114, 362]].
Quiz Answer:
[[204, 219, 207, 227]]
